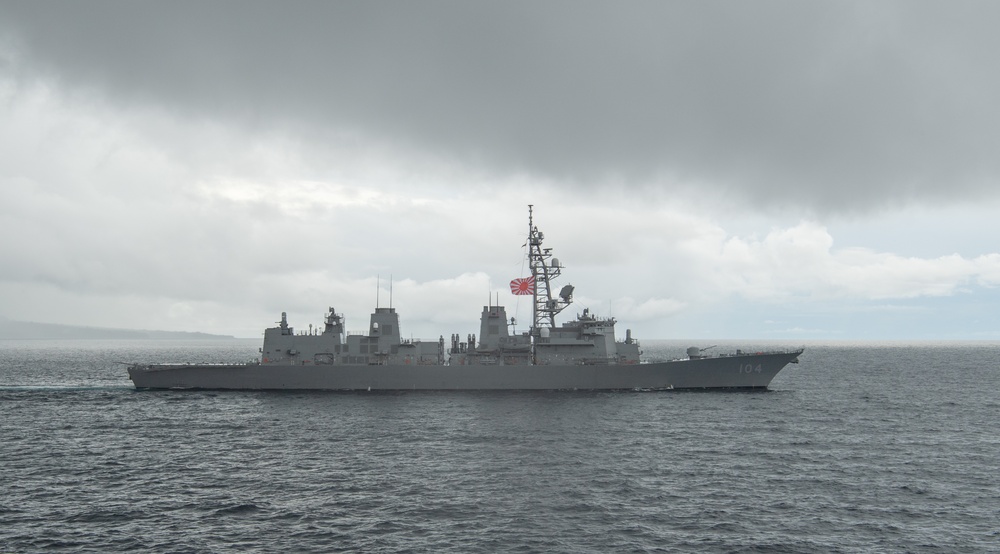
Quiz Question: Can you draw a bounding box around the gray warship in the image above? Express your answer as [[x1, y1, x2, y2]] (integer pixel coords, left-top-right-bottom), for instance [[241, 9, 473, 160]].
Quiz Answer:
[[128, 207, 802, 390]]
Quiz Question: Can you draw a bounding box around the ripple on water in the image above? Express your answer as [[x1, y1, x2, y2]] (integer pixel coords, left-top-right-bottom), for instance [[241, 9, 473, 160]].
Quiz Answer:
[[2, 340, 999, 553]]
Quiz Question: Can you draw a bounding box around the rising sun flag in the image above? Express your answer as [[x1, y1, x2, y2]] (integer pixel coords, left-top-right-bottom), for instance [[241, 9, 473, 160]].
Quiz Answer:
[[510, 276, 535, 295]]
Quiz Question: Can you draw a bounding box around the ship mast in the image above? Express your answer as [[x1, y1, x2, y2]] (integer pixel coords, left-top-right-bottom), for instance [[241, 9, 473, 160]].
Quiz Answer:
[[527, 205, 573, 333]]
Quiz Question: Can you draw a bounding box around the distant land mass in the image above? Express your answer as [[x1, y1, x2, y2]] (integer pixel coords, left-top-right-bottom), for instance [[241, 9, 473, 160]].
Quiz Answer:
[[0, 317, 234, 340]]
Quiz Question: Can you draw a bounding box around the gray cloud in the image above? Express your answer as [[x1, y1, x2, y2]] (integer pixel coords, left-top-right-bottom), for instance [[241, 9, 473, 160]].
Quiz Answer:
[[2, 1, 1000, 213], [3, 1, 1000, 213]]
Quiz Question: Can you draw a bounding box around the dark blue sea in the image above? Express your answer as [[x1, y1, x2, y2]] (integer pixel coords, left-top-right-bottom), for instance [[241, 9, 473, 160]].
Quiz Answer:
[[1, 339, 998, 553]]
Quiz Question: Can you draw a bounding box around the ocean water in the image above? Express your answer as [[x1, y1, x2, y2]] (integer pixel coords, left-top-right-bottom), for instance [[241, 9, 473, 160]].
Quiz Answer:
[[1, 339, 998, 553]]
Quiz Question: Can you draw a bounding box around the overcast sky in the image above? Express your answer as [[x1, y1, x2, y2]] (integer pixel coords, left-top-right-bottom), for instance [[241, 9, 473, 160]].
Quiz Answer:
[[2, 1, 999, 340]]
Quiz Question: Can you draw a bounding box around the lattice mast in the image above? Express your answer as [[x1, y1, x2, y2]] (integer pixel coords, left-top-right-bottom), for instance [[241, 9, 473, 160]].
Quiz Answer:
[[527, 205, 573, 332]]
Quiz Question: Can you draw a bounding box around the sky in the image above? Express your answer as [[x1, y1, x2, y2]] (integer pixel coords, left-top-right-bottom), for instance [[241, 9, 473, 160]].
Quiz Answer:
[[1, 1, 999, 340]]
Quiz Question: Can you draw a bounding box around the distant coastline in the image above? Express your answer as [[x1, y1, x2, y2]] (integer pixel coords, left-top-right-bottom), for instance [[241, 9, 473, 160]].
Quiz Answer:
[[0, 317, 233, 340]]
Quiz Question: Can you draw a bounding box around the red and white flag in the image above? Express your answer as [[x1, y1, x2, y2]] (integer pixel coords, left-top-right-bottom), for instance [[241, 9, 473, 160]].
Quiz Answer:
[[510, 276, 535, 296]]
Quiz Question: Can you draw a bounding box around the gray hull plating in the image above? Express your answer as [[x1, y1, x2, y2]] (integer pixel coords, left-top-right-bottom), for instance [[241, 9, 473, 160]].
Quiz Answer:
[[128, 350, 801, 391]]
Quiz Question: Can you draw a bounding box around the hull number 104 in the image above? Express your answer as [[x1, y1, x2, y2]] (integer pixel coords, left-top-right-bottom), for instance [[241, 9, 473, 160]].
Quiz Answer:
[[739, 363, 762, 374]]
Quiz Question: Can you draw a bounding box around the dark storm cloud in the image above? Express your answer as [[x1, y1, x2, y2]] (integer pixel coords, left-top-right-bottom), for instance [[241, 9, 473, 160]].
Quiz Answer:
[[3, 0, 999, 211]]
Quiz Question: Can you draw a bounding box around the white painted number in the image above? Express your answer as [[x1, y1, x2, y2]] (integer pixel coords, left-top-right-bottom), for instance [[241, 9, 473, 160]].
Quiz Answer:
[[739, 363, 762, 374]]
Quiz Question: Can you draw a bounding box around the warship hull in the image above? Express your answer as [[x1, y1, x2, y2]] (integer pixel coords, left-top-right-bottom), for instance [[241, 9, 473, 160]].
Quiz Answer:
[[126, 207, 805, 391], [127, 350, 801, 391]]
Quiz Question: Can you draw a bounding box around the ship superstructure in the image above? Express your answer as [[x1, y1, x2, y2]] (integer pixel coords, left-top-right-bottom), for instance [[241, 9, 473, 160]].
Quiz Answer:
[[260, 307, 444, 367]]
